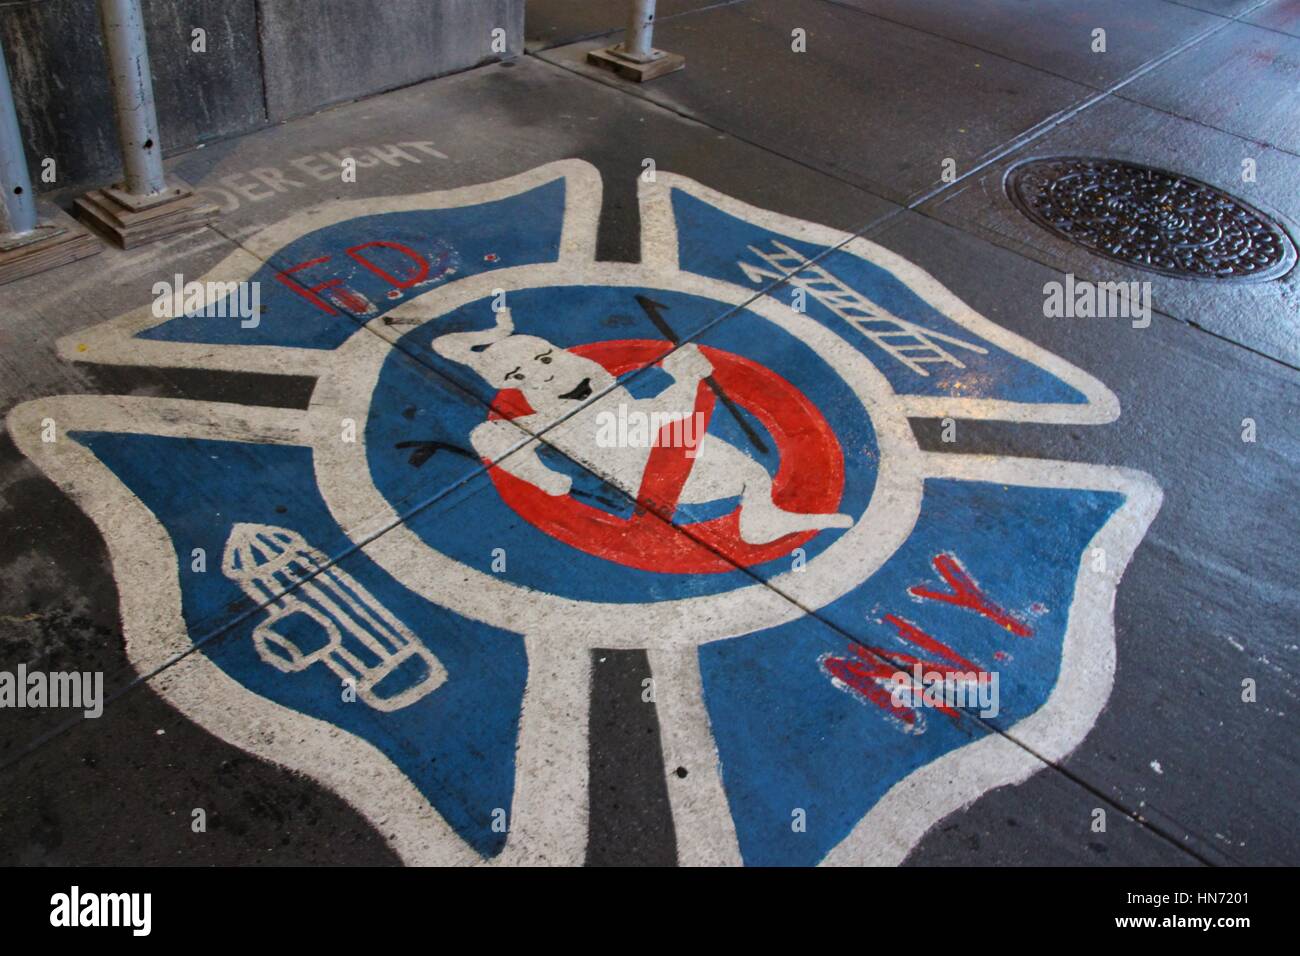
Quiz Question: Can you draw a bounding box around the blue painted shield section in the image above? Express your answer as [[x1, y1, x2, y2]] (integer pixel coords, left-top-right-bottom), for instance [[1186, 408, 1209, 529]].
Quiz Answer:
[[139, 179, 567, 349], [669, 189, 1087, 404], [700, 479, 1123, 866], [69, 432, 527, 859]]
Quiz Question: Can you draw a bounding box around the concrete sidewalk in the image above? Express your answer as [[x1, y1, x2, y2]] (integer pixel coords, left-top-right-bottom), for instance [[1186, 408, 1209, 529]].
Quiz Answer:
[[0, 0, 1295, 866]]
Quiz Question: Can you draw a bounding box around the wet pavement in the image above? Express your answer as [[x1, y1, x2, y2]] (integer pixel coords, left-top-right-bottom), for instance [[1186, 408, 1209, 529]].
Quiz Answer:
[[0, 0, 1296, 866]]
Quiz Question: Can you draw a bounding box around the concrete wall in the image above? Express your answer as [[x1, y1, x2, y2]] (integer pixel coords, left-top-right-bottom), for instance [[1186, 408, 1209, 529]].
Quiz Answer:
[[0, 0, 523, 195]]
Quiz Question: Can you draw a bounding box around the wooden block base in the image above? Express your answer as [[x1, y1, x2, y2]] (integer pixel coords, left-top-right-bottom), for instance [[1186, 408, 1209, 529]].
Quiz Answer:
[[587, 46, 685, 82], [0, 206, 101, 286], [75, 182, 218, 249]]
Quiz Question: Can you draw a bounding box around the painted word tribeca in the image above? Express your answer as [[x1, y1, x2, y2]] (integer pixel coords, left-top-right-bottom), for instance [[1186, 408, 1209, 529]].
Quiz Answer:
[[11, 161, 1161, 866]]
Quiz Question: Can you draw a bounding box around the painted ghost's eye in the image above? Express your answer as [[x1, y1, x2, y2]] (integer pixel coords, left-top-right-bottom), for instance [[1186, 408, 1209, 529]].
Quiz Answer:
[[538, 355, 552, 364]]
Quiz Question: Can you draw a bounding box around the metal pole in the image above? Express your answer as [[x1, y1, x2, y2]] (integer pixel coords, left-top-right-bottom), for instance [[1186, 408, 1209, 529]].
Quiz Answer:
[[98, 0, 167, 198], [75, 0, 212, 246], [0, 33, 38, 238], [588, 0, 682, 82], [624, 0, 656, 60]]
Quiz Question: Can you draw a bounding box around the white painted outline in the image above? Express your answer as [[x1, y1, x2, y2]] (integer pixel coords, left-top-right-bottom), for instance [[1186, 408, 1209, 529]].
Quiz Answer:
[[10, 162, 1160, 867]]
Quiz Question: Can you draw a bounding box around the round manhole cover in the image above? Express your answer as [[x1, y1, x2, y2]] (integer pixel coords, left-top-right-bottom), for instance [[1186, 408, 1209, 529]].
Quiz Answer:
[[1005, 157, 1296, 281]]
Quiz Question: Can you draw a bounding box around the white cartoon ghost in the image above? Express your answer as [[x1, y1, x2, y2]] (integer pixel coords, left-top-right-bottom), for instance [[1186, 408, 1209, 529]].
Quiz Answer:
[[433, 307, 853, 546]]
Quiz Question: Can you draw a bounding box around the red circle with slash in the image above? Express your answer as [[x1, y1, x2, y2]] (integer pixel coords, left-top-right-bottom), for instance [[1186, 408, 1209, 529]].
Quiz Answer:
[[484, 340, 845, 574]]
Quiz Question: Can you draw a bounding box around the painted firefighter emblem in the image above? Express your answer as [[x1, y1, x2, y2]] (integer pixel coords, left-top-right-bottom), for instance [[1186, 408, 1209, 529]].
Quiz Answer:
[[9, 161, 1159, 865]]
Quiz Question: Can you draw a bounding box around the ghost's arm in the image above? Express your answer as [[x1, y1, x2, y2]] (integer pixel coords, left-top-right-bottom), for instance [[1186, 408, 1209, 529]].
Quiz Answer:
[[470, 419, 572, 496]]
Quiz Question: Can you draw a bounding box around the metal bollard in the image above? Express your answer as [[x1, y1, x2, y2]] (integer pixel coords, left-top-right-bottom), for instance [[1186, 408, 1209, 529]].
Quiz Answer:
[[588, 0, 685, 83], [623, 0, 656, 61], [74, 0, 217, 247], [0, 33, 38, 240], [0, 33, 99, 284], [98, 0, 167, 199]]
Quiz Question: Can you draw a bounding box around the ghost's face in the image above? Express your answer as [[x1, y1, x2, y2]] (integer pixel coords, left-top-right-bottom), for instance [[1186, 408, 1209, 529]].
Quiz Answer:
[[479, 335, 616, 414]]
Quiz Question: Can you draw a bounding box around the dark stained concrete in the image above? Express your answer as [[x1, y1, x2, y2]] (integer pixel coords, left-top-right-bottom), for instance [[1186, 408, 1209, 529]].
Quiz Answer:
[[525, 0, 736, 51], [831, 0, 1223, 89], [539, 0, 1098, 204], [919, 95, 1300, 366], [1119, 20, 1300, 153]]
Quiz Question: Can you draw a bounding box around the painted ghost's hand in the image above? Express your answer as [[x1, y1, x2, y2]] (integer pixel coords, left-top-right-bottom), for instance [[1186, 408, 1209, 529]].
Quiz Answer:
[[535, 471, 573, 497], [662, 343, 713, 384]]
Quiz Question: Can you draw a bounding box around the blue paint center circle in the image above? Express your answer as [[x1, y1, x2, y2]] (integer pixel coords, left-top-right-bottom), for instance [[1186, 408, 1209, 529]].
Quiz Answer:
[[366, 284, 879, 603]]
